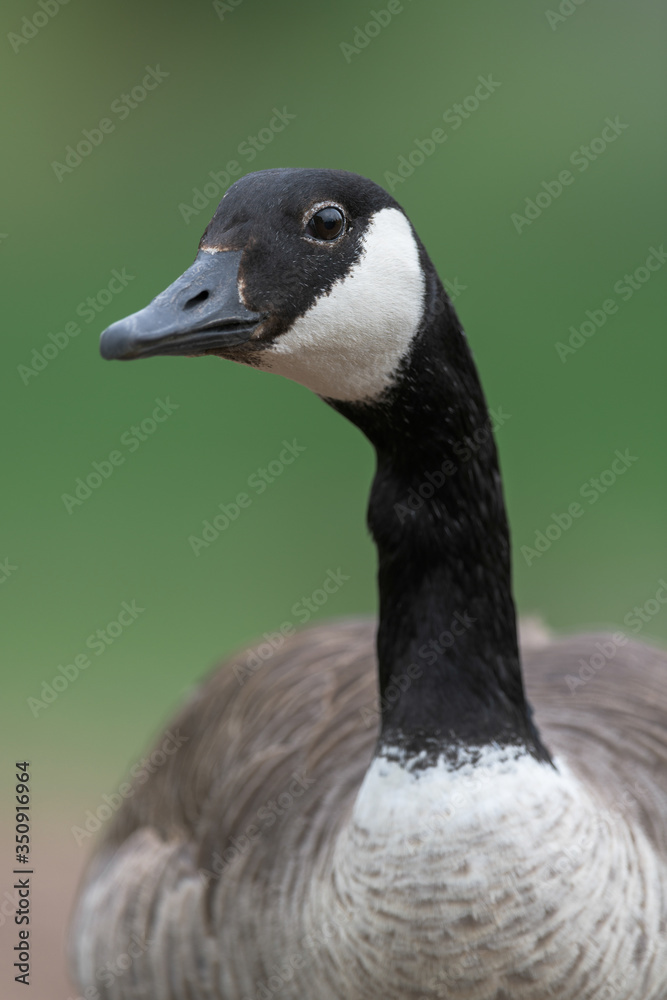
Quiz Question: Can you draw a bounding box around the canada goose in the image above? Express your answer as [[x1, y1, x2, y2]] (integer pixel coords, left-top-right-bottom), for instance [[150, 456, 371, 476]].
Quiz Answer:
[[72, 168, 667, 999]]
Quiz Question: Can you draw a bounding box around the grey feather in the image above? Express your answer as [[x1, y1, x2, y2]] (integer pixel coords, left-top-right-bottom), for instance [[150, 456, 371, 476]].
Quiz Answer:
[[70, 620, 667, 999]]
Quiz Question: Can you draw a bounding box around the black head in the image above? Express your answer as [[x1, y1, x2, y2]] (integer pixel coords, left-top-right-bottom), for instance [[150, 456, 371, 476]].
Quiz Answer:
[[98, 167, 549, 762], [100, 168, 431, 403]]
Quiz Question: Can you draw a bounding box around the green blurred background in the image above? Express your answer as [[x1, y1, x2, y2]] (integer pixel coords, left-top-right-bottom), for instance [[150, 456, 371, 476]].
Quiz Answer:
[[1, 0, 665, 993]]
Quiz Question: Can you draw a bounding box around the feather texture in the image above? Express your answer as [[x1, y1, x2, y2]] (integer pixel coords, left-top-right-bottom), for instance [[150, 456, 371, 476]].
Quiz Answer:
[[71, 619, 667, 999]]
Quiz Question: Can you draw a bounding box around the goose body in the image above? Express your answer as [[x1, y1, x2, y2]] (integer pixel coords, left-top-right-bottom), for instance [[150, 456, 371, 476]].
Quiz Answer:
[[72, 169, 667, 998]]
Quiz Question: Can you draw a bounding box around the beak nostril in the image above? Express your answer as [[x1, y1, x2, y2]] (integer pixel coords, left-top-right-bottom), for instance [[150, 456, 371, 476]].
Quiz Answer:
[[184, 289, 210, 310]]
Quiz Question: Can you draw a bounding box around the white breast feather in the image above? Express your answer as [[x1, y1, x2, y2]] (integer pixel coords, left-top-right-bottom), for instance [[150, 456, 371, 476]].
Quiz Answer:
[[312, 746, 667, 999], [71, 745, 667, 999]]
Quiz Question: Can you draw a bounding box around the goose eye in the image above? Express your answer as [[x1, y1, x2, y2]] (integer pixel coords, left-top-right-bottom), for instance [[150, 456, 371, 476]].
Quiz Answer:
[[306, 206, 345, 241]]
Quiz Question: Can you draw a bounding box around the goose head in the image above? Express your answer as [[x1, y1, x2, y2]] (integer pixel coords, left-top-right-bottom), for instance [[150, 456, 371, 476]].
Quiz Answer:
[[100, 166, 544, 760], [100, 167, 429, 406]]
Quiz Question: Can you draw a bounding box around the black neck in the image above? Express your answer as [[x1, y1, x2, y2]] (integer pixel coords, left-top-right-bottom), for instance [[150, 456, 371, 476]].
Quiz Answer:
[[332, 259, 550, 765]]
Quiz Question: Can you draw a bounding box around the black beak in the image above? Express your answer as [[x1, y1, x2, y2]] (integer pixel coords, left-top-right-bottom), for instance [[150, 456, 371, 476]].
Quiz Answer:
[[100, 250, 263, 360]]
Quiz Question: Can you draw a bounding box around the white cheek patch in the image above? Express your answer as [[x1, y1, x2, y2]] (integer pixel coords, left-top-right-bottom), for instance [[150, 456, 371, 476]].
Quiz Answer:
[[261, 207, 425, 402]]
